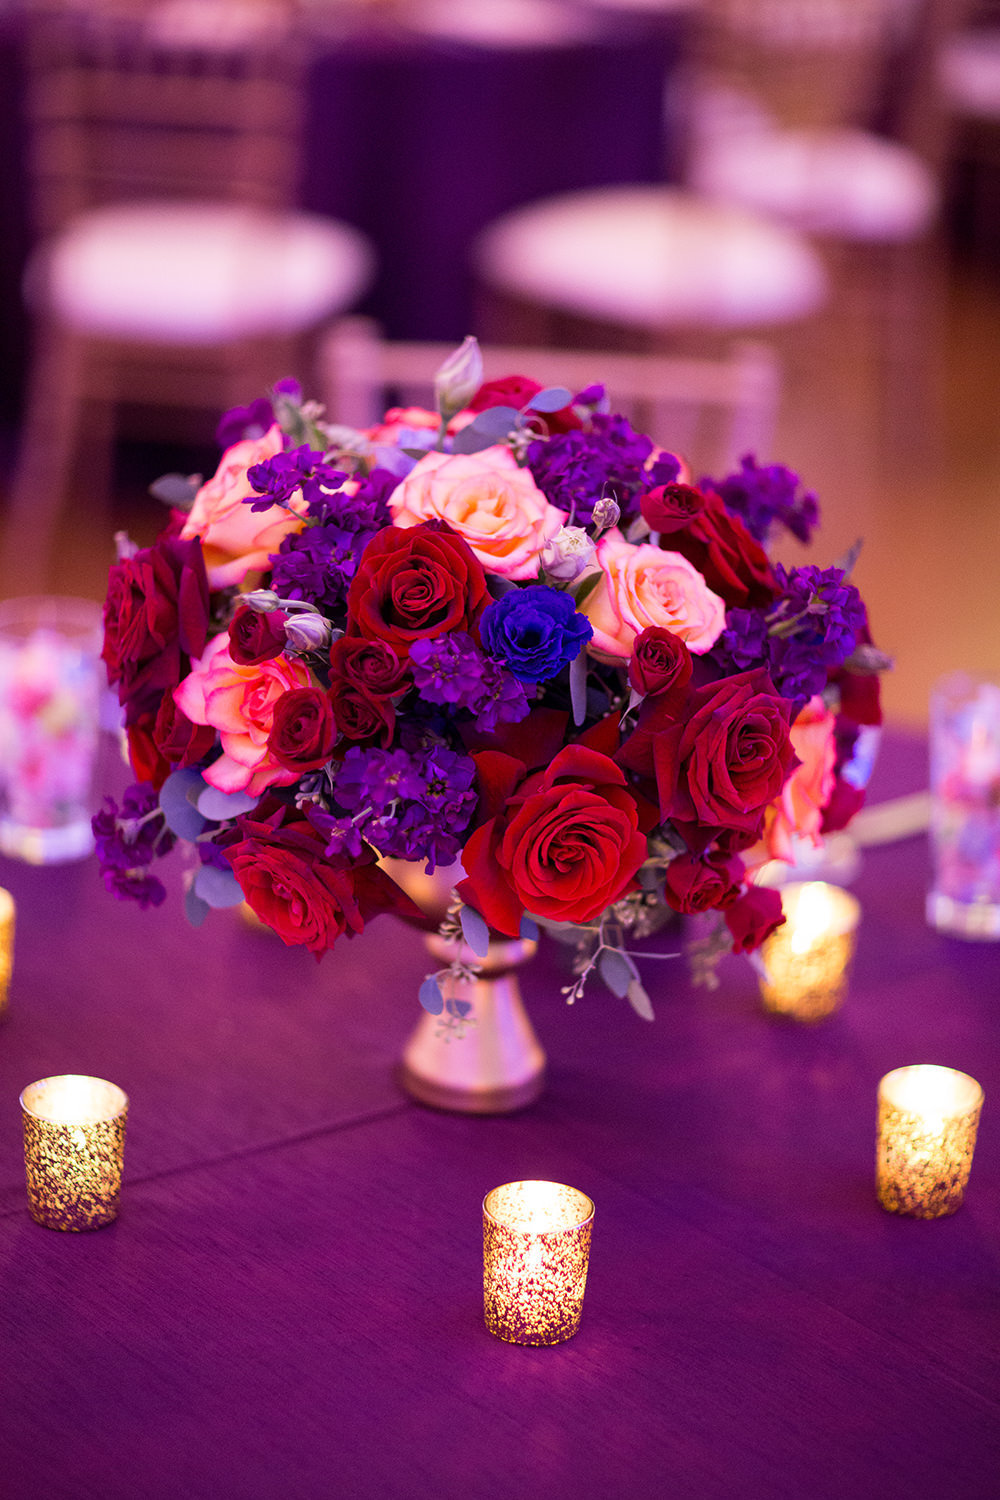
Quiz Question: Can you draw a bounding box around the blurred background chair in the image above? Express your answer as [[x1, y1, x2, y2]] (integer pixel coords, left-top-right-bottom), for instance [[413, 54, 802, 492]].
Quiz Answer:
[[322, 315, 783, 478], [3, 0, 375, 593]]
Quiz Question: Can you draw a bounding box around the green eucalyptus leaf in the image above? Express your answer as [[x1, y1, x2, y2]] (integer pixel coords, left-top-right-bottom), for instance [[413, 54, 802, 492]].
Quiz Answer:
[[419, 976, 445, 1015], [627, 978, 655, 1022], [193, 863, 245, 909], [569, 647, 589, 728], [148, 472, 202, 509], [159, 768, 208, 840], [184, 886, 210, 928], [599, 946, 639, 999], [459, 903, 490, 959], [526, 386, 572, 413]]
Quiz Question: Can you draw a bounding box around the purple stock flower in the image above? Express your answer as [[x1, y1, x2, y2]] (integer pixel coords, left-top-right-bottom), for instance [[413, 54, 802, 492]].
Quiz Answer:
[[269, 469, 395, 617], [472, 659, 529, 733], [410, 631, 486, 707], [707, 455, 820, 546], [527, 412, 680, 527], [770, 564, 866, 666], [328, 744, 478, 870], [216, 396, 275, 449], [92, 784, 175, 907]]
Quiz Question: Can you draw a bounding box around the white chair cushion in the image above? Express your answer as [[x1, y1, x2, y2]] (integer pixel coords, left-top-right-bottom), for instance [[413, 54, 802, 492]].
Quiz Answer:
[[473, 186, 828, 330], [34, 202, 375, 343], [941, 29, 1000, 120], [690, 127, 938, 242]]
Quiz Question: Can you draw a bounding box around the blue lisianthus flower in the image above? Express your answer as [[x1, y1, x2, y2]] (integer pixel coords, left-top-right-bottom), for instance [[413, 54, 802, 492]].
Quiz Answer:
[[480, 585, 592, 683]]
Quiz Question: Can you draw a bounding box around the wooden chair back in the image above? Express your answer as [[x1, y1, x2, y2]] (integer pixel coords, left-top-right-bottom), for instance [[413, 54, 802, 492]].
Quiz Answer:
[[23, 0, 305, 237], [321, 318, 783, 478]]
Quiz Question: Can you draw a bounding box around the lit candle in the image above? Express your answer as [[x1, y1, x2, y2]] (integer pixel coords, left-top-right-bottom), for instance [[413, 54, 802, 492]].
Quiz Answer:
[[20, 1075, 128, 1231], [877, 1065, 984, 1218], [759, 881, 860, 1022], [0, 887, 14, 1017], [483, 1180, 594, 1345]]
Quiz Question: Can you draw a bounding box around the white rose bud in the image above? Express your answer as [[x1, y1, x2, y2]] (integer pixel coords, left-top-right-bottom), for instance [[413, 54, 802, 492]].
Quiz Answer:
[[433, 335, 484, 416], [241, 588, 282, 613], [283, 611, 332, 654], [541, 526, 597, 582]]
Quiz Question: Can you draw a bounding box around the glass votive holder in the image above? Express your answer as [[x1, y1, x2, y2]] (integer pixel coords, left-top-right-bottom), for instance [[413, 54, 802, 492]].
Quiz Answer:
[[0, 887, 14, 1017], [483, 1180, 594, 1346], [928, 671, 1000, 939], [758, 881, 861, 1022], [21, 1075, 129, 1231], [876, 1065, 984, 1219]]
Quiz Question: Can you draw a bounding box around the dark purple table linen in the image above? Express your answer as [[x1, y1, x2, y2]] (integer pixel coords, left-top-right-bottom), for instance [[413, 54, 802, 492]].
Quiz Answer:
[[1, 729, 999, 1499]]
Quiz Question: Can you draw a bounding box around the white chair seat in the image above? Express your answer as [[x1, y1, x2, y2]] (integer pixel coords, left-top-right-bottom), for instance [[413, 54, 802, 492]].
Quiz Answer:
[[33, 201, 375, 343], [690, 127, 938, 243], [473, 186, 827, 329], [941, 29, 1000, 120]]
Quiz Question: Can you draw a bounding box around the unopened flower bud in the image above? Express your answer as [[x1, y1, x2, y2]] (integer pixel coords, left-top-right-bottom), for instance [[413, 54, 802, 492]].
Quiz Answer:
[[590, 497, 620, 534], [541, 526, 596, 582], [434, 336, 484, 416], [283, 611, 332, 654], [241, 589, 282, 613], [114, 530, 138, 562]]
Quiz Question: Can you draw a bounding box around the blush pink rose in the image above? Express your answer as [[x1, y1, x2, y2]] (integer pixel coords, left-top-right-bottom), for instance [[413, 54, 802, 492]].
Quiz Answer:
[[181, 424, 306, 587], [388, 445, 563, 580], [173, 633, 312, 796], [363, 407, 474, 445], [764, 695, 837, 862], [580, 530, 726, 662]]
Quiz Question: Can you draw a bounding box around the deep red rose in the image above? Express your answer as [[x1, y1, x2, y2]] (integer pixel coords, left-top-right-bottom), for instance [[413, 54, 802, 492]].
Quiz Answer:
[[628, 626, 693, 700], [346, 523, 489, 653], [102, 532, 211, 724], [328, 636, 409, 699], [125, 711, 171, 791], [466, 375, 581, 433], [662, 850, 743, 915], [725, 884, 785, 953], [640, 482, 705, 534], [153, 690, 217, 773], [652, 668, 798, 837], [223, 802, 421, 956], [328, 679, 395, 746], [267, 688, 337, 772], [820, 774, 866, 834], [458, 744, 648, 936], [669, 490, 778, 609], [228, 605, 287, 665]]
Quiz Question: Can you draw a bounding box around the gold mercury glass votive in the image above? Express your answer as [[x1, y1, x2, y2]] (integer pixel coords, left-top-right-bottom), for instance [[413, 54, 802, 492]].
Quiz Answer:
[[21, 1075, 128, 1231], [759, 881, 861, 1021], [877, 1065, 984, 1219], [0, 887, 14, 1017], [483, 1180, 594, 1346]]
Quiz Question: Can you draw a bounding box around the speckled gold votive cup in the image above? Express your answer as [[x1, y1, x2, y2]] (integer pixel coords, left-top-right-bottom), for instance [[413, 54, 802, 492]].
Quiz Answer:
[[483, 1180, 594, 1346], [877, 1065, 983, 1218], [0, 888, 14, 1017], [21, 1075, 128, 1230], [759, 881, 860, 1022]]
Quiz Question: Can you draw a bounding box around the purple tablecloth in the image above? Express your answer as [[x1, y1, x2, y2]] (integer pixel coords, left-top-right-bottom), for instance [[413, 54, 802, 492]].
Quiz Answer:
[[1, 731, 999, 1499]]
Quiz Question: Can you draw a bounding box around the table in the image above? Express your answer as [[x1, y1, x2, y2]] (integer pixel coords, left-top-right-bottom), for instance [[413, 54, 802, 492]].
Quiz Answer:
[[0, 6, 685, 421], [1, 731, 998, 1499]]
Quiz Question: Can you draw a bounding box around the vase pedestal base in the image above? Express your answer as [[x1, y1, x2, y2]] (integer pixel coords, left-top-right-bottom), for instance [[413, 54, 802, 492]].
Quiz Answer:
[[397, 1061, 546, 1115]]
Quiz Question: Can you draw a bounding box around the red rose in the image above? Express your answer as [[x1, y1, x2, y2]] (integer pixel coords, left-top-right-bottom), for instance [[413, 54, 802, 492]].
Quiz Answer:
[[662, 850, 743, 915], [628, 626, 693, 700], [466, 375, 581, 433], [125, 712, 171, 791], [653, 669, 798, 838], [458, 745, 648, 936], [346, 523, 489, 653], [725, 884, 785, 953], [669, 490, 778, 609], [228, 604, 287, 665], [267, 688, 337, 772], [153, 690, 217, 772], [102, 532, 210, 724], [223, 802, 420, 955], [640, 482, 705, 534], [328, 637, 409, 699], [327, 679, 395, 746]]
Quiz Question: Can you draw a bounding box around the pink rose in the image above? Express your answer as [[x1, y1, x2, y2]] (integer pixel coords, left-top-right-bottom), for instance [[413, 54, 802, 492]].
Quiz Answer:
[[388, 445, 563, 580], [181, 424, 306, 587], [580, 530, 726, 662], [363, 407, 474, 445], [764, 695, 837, 862], [173, 634, 312, 796]]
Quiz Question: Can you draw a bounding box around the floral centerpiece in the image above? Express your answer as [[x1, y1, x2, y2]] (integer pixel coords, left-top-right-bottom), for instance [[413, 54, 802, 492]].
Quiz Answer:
[[95, 339, 886, 1020]]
